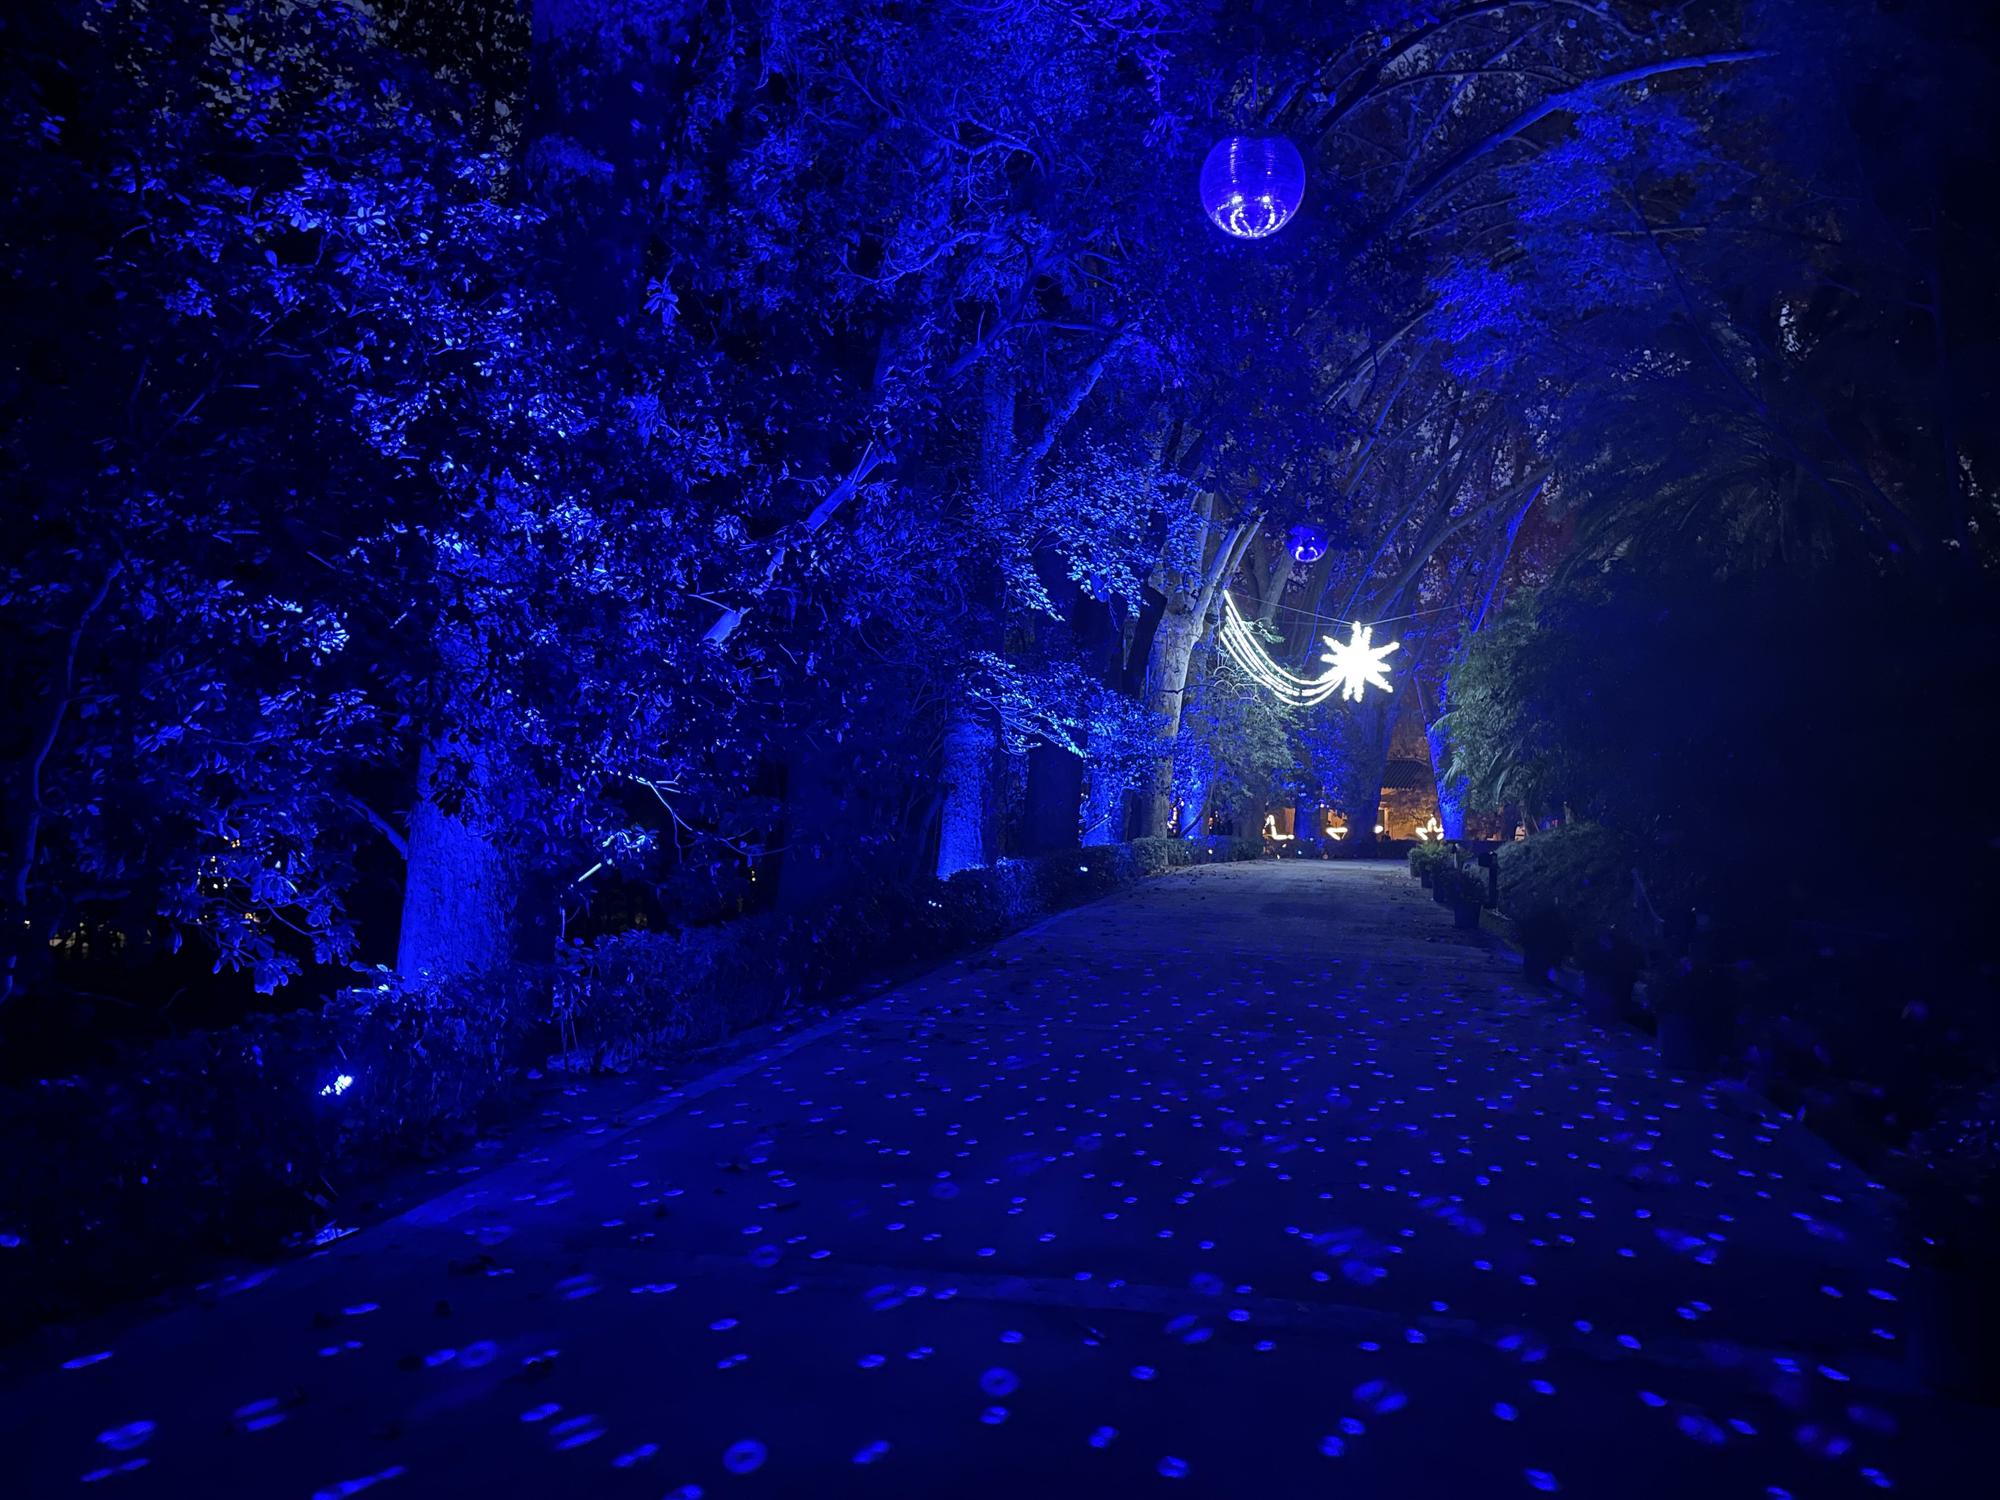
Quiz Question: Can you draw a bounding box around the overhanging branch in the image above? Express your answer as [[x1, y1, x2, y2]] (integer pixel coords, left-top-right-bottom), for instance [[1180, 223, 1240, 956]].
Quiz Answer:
[[1379, 49, 1775, 237]]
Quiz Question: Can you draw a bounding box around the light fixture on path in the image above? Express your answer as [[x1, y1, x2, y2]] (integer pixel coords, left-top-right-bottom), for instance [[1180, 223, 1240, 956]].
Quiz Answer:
[[1199, 136, 1306, 239]]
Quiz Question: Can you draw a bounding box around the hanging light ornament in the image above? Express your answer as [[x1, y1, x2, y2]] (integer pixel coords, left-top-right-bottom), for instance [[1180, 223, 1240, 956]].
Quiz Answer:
[[1287, 523, 1328, 563], [1199, 136, 1307, 239], [1319, 620, 1399, 702], [1218, 595, 1399, 707]]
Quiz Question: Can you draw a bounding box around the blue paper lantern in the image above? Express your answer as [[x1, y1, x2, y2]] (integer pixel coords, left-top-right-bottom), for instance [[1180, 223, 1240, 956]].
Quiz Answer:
[[1200, 136, 1307, 239], [1288, 523, 1327, 563]]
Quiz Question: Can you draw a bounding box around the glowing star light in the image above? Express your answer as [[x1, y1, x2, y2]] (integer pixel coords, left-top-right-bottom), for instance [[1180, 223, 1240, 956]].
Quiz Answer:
[[1217, 595, 1399, 708], [1319, 621, 1399, 702]]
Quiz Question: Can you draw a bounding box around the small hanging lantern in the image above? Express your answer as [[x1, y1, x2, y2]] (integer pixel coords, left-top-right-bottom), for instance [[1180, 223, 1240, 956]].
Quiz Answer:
[[1287, 523, 1327, 563], [1199, 136, 1307, 239]]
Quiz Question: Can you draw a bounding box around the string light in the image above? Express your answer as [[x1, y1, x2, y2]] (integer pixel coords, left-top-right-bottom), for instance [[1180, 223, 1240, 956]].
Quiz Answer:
[[1218, 595, 1399, 707], [1219, 597, 1343, 706]]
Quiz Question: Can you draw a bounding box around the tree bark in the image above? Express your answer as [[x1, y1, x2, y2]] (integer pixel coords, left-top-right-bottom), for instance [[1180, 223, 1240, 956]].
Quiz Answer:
[[1172, 598, 1226, 838], [1339, 694, 1398, 853], [4, 561, 121, 1005], [1426, 715, 1467, 840], [1138, 512, 1258, 836], [396, 740, 543, 978], [1141, 612, 1202, 838], [1080, 753, 1127, 846], [1257, 540, 1294, 625], [1174, 779, 1211, 838], [935, 705, 994, 878]]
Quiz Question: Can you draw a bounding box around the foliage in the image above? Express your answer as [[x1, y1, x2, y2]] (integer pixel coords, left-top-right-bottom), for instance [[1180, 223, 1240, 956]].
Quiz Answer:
[[6, 0, 2000, 1314], [1460, 562, 2000, 952], [0, 0, 756, 998], [1001, 444, 1204, 620], [1493, 824, 1639, 945], [1513, 904, 1574, 971], [1174, 652, 1296, 824], [0, 964, 537, 1336], [1409, 840, 1457, 877], [1575, 927, 1644, 983], [1647, 960, 1732, 1023], [1436, 864, 1485, 908], [969, 650, 1152, 762], [1439, 597, 1570, 823]]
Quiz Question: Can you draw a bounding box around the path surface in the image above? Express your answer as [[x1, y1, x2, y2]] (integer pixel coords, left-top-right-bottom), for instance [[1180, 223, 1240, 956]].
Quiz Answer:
[[5, 861, 1975, 1497]]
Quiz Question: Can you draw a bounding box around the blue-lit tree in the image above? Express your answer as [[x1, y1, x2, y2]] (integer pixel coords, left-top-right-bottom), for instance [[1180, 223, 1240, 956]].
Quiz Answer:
[[3, 0, 570, 994]]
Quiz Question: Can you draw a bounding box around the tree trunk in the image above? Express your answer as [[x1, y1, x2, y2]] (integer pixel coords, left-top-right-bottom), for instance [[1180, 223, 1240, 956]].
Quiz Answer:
[[1426, 716, 1467, 840], [1023, 743, 1083, 853], [777, 739, 864, 912], [1140, 614, 1197, 837], [1338, 695, 1397, 853], [1257, 540, 1295, 625], [1137, 510, 1258, 837], [1174, 779, 1211, 838], [935, 705, 994, 878], [396, 741, 541, 978]]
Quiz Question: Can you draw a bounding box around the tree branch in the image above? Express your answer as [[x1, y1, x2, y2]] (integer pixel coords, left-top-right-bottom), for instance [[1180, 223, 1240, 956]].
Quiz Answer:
[[5, 559, 123, 1004], [1378, 50, 1775, 237], [1375, 465, 1552, 610], [344, 795, 410, 862], [705, 444, 893, 647], [1018, 323, 1133, 479]]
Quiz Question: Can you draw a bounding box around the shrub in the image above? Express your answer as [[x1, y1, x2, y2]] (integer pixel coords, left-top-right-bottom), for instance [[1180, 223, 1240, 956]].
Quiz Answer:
[[0, 966, 537, 1335], [1409, 840, 1458, 877], [1576, 927, 1644, 982], [1515, 905, 1573, 974], [1493, 824, 1637, 939]]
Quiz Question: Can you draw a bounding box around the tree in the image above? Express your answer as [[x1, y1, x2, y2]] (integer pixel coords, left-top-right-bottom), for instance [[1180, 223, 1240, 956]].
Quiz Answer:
[[4, 0, 565, 994]]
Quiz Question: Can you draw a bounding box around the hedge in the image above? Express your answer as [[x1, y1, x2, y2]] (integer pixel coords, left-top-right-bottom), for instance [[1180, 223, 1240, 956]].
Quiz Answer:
[[0, 835, 1258, 1336]]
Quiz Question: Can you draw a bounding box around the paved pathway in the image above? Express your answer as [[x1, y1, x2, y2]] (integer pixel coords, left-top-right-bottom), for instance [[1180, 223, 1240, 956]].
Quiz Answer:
[[4, 862, 1976, 1496]]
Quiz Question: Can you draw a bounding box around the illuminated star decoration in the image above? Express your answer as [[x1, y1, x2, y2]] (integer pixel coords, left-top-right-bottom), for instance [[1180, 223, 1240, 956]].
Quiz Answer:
[[1217, 595, 1400, 708], [1319, 621, 1399, 702]]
